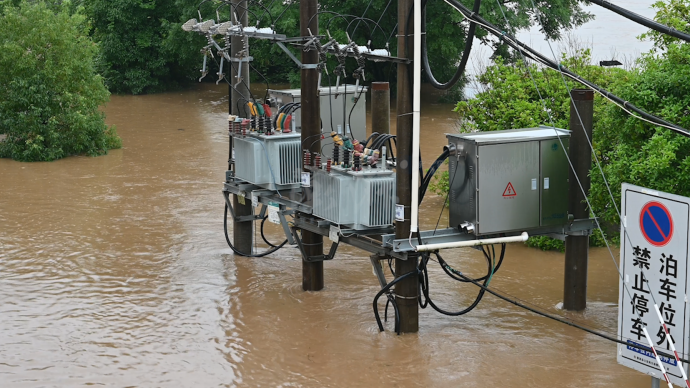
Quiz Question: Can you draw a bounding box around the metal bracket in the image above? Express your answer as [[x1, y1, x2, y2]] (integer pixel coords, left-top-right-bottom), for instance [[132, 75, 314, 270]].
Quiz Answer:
[[222, 190, 263, 222], [383, 218, 599, 253], [276, 42, 303, 68], [278, 208, 296, 245], [370, 255, 388, 288], [228, 56, 254, 62], [291, 226, 340, 262]]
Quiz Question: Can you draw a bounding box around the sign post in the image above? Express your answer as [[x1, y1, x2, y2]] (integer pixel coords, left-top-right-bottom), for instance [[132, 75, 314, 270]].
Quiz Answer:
[[618, 183, 690, 386]]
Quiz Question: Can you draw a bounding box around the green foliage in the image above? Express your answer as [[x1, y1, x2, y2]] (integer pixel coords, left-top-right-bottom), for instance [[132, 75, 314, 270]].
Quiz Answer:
[[639, 0, 690, 51], [84, 0, 208, 94], [0, 0, 121, 162], [436, 1, 690, 250], [66, 0, 592, 94], [454, 49, 629, 133], [248, 0, 592, 90], [590, 2, 690, 240], [525, 236, 565, 252]]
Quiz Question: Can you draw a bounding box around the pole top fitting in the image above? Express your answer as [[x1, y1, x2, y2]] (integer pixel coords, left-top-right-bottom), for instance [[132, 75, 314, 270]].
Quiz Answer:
[[372, 82, 390, 91], [571, 89, 594, 101]]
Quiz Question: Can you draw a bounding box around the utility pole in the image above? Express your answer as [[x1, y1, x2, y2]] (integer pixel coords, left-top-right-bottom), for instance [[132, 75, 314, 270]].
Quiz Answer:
[[230, 0, 254, 254], [300, 0, 324, 291], [563, 89, 594, 311], [395, 0, 419, 333], [371, 82, 390, 137]]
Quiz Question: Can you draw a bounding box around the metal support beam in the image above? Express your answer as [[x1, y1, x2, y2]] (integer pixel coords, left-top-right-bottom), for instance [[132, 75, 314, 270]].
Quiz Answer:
[[564, 89, 594, 311], [370, 255, 388, 288], [394, 0, 418, 333]]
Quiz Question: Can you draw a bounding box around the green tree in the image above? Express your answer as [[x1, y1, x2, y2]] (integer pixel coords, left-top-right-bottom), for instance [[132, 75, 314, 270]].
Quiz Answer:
[[247, 0, 593, 93], [590, 0, 690, 235], [84, 0, 592, 94], [0, 0, 121, 162], [84, 0, 209, 94], [434, 0, 690, 249]]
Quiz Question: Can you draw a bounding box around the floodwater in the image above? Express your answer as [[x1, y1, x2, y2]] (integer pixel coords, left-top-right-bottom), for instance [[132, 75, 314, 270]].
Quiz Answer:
[[0, 83, 651, 387]]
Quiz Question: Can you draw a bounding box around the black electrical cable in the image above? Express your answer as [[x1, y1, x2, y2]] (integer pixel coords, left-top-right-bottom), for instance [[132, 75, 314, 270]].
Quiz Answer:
[[248, 61, 271, 102], [416, 246, 493, 316], [260, 215, 288, 248], [418, 148, 450, 203], [373, 270, 418, 334], [363, 132, 379, 147], [249, 0, 277, 27], [588, 0, 690, 44], [326, 72, 335, 133], [421, 0, 480, 89], [384, 294, 401, 333], [347, 86, 366, 140], [350, 0, 375, 37], [435, 250, 690, 363], [443, 0, 690, 137], [370, 133, 394, 149], [224, 204, 286, 257], [301, 132, 324, 148], [272, 0, 295, 25]]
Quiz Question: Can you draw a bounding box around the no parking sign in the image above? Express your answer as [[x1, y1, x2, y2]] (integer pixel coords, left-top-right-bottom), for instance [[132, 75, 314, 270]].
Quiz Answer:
[[618, 184, 690, 386]]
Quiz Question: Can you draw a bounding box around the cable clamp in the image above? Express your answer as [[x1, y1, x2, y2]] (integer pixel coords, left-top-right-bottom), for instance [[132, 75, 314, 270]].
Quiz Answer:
[[391, 293, 419, 300]]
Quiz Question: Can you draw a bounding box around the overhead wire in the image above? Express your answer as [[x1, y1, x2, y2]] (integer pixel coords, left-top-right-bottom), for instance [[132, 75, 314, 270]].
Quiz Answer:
[[442, 0, 690, 137], [588, 0, 690, 44], [436, 250, 690, 363], [491, 0, 690, 362], [421, 0, 480, 89]]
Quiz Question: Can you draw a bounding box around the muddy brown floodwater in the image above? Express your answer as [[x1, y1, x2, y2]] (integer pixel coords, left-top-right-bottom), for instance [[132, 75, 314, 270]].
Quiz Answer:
[[0, 83, 650, 387]]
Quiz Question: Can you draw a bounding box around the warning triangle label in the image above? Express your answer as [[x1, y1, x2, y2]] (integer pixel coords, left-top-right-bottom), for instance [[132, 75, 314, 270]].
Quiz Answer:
[[503, 182, 517, 197]]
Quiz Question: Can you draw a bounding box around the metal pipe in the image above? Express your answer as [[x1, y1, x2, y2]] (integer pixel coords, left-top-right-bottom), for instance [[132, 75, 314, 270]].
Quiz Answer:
[[415, 232, 529, 252], [410, 0, 422, 232]]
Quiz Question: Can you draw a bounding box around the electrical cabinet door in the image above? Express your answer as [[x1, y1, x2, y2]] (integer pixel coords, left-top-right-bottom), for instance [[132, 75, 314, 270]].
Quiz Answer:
[[477, 142, 540, 234], [540, 138, 569, 226]]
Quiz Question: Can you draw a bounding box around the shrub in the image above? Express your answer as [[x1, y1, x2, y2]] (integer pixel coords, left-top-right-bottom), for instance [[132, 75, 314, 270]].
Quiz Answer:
[[0, 0, 120, 161]]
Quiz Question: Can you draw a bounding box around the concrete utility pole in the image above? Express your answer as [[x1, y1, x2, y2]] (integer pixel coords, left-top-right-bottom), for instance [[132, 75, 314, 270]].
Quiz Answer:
[[395, 0, 419, 333], [371, 82, 390, 137], [231, 0, 254, 254], [300, 0, 324, 291], [563, 89, 594, 311]]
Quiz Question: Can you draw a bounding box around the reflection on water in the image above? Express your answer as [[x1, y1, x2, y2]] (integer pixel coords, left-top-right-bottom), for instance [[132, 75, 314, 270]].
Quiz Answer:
[[0, 83, 647, 387]]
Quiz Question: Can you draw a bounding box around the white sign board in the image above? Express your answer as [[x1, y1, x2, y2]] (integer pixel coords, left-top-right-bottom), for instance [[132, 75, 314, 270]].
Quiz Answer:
[[618, 183, 690, 385], [268, 202, 281, 225]]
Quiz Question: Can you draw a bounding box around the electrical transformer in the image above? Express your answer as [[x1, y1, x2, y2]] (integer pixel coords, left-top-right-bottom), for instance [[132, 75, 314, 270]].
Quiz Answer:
[[447, 126, 570, 235], [268, 84, 367, 135], [233, 132, 302, 190], [312, 165, 396, 230]]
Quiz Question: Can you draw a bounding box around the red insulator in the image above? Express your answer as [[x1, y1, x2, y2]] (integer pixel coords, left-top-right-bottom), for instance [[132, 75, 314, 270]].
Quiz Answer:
[[326, 158, 332, 173], [314, 154, 322, 169], [303, 150, 311, 167], [241, 119, 249, 136]]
